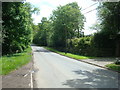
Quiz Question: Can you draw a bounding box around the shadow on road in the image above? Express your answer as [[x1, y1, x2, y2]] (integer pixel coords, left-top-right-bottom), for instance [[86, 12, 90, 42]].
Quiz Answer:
[[63, 69, 119, 88], [31, 44, 37, 46], [34, 49, 51, 53]]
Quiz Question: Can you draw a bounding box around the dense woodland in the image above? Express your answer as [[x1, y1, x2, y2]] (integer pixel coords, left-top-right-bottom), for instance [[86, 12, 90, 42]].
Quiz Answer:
[[2, 2, 120, 57]]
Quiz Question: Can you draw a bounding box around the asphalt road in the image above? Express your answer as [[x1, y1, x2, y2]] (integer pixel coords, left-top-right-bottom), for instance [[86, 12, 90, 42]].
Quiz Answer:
[[31, 45, 120, 88]]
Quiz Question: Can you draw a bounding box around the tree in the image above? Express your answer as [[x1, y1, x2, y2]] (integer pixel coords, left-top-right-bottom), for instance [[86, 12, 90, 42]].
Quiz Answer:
[[93, 2, 120, 56], [98, 2, 120, 35], [50, 2, 85, 47], [33, 17, 51, 46], [2, 2, 39, 55]]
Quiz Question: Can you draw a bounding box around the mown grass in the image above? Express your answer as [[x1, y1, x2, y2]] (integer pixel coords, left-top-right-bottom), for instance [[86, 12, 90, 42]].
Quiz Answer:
[[0, 47, 32, 75], [106, 63, 120, 72], [45, 47, 96, 59]]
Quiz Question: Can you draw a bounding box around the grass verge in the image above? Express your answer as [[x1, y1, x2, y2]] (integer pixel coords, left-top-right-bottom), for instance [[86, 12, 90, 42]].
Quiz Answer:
[[0, 47, 32, 75], [45, 47, 96, 59], [45, 47, 119, 72], [106, 64, 120, 72]]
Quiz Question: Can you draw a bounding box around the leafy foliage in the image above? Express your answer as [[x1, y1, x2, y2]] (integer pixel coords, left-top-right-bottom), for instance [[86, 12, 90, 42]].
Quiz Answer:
[[92, 32, 115, 48], [67, 36, 92, 56], [98, 2, 120, 35], [49, 2, 85, 47], [2, 2, 39, 55], [92, 2, 120, 56], [33, 2, 85, 48], [33, 2, 120, 57], [33, 17, 51, 46]]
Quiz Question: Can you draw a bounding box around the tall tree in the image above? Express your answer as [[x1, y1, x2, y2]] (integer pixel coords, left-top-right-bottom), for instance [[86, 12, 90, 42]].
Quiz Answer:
[[98, 2, 120, 35], [50, 2, 85, 47], [2, 2, 39, 54], [93, 2, 120, 56]]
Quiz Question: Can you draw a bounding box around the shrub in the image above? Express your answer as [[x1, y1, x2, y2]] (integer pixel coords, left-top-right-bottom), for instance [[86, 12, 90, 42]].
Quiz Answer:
[[67, 36, 92, 56], [67, 35, 115, 57]]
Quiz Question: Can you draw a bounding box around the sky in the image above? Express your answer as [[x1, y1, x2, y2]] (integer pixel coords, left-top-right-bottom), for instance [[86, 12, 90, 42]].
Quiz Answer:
[[26, 0, 99, 35]]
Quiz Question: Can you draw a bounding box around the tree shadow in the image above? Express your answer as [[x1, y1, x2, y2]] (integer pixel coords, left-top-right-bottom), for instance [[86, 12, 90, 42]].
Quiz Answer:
[[63, 69, 119, 88], [34, 49, 50, 53]]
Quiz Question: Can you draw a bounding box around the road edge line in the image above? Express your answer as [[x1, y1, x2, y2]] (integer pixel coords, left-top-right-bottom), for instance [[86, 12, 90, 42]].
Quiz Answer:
[[30, 50, 34, 89]]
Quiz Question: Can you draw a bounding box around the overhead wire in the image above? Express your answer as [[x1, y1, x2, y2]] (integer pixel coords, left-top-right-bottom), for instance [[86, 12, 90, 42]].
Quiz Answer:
[[83, 8, 97, 14], [81, 3, 98, 11], [81, 2, 101, 14]]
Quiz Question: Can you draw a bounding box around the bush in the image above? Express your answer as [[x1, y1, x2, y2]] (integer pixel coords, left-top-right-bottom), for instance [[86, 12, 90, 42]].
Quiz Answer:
[[67, 35, 115, 57], [67, 36, 92, 56], [92, 32, 115, 48], [91, 32, 116, 57]]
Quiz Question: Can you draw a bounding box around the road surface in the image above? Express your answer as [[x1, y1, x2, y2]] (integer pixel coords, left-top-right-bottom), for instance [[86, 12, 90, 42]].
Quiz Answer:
[[31, 45, 120, 88]]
